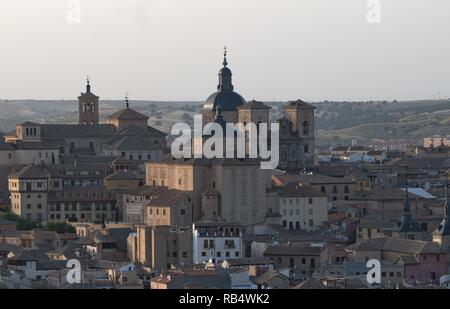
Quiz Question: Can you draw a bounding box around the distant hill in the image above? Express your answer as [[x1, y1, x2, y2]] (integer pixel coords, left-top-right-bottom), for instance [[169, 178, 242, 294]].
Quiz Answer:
[[1, 98, 449, 147], [313, 99, 450, 147]]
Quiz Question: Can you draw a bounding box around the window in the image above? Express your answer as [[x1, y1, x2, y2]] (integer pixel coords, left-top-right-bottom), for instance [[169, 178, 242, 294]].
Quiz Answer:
[[216, 251, 221, 257], [182, 252, 188, 258], [180, 209, 186, 215], [225, 240, 235, 249], [309, 219, 314, 227], [201, 252, 206, 257], [303, 121, 309, 135], [203, 240, 209, 249], [308, 198, 313, 204], [235, 251, 239, 257], [226, 251, 230, 257], [321, 186, 326, 193]]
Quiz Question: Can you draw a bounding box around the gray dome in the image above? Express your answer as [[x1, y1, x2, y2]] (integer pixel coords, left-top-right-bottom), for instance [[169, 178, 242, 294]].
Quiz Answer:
[[203, 50, 246, 112], [204, 91, 246, 112]]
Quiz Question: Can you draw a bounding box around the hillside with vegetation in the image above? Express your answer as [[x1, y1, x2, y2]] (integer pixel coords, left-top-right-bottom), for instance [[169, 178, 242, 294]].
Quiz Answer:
[[1, 98, 449, 148]]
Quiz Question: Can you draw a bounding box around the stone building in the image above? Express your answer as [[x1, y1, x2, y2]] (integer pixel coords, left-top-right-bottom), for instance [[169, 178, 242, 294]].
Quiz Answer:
[[277, 185, 328, 232], [201, 51, 315, 172], [78, 78, 99, 125], [127, 225, 192, 270], [278, 100, 315, 171], [8, 163, 118, 223], [4, 81, 166, 159], [145, 156, 274, 226]]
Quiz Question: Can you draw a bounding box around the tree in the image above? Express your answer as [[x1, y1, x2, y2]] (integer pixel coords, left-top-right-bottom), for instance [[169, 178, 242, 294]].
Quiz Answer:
[[0, 212, 37, 230], [44, 222, 76, 234]]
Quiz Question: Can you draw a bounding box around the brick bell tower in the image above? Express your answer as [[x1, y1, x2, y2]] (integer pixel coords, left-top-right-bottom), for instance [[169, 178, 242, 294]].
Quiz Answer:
[[78, 77, 99, 125]]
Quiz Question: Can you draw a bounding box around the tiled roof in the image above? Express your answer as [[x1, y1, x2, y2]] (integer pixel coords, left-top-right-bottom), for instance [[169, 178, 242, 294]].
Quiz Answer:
[[346, 237, 443, 254], [10, 249, 50, 261], [237, 100, 271, 110], [107, 227, 133, 252], [264, 244, 323, 256], [158, 154, 261, 166], [278, 185, 326, 198], [252, 270, 290, 286], [284, 99, 315, 109], [145, 189, 192, 207], [0, 141, 16, 150], [104, 171, 144, 181], [352, 186, 425, 201], [40, 124, 116, 138], [104, 135, 165, 151], [272, 174, 355, 186], [8, 164, 56, 179], [293, 278, 327, 289], [15, 141, 62, 150], [106, 108, 149, 121]]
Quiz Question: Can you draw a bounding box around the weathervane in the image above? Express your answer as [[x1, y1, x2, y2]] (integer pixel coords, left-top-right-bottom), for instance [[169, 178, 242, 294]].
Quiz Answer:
[[86, 75, 91, 93], [223, 45, 228, 67], [125, 92, 130, 108]]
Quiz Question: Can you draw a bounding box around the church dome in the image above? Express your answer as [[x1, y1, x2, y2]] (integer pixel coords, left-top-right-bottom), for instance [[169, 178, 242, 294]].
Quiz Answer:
[[203, 49, 246, 113], [204, 91, 246, 112]]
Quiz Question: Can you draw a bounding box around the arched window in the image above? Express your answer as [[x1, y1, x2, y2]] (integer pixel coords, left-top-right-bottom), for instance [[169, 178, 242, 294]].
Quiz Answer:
[[303, 121, 309, 135]]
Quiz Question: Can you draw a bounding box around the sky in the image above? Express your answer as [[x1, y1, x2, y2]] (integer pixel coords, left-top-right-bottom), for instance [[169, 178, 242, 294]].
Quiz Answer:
[[0, 0, 449, 102]]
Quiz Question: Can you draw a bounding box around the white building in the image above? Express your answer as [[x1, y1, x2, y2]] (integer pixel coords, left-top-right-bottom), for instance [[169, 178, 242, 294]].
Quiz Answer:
[[192, 220, 243, 265]]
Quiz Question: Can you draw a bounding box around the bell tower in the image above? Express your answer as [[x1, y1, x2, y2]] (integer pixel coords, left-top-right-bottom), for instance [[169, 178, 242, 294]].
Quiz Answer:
[[78, 77, 99, 125]]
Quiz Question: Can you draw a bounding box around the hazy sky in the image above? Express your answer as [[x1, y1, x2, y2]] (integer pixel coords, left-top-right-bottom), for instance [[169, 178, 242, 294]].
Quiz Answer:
[[0, 0, 449, 102]]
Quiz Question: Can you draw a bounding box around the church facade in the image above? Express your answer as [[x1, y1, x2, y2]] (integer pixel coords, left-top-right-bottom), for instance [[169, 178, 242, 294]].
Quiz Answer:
[[201, 50, 316, 172]]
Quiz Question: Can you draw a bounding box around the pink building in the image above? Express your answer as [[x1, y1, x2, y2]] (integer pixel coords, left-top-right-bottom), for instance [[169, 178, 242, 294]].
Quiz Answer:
[[347, 237, 447, 285]]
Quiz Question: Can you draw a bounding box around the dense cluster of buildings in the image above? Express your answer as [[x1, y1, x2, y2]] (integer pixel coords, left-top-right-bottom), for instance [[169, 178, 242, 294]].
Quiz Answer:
[[1, 53, 450, 289]]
